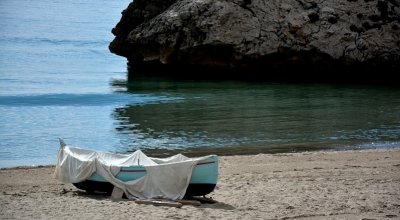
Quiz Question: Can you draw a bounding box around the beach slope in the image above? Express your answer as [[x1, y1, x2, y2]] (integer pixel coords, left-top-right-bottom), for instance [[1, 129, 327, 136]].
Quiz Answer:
[[1, 149, 399, 219]]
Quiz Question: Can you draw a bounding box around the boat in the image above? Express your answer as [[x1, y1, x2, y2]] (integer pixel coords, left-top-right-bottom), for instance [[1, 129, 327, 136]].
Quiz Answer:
[[54, 139, 219, 200]]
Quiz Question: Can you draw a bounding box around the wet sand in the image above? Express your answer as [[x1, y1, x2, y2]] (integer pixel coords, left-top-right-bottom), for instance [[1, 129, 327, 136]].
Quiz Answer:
[[1, 148, 399, 219]]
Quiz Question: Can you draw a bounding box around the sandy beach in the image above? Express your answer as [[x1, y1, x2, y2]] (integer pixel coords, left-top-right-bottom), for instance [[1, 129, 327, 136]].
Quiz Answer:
[[1, 148, 399, 220]]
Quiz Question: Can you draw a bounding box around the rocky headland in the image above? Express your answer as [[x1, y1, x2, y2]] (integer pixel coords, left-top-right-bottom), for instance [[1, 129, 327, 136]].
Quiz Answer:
[[109, 0, 400, 82]]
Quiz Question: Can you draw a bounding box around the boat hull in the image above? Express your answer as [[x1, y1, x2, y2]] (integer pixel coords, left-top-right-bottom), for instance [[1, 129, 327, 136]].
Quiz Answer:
[[72, 155, 219, 198], [73, 181, 216, 198]]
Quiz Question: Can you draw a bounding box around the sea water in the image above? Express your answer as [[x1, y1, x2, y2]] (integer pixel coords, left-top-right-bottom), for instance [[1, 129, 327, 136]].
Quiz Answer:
[[1, 0, 400, 168]]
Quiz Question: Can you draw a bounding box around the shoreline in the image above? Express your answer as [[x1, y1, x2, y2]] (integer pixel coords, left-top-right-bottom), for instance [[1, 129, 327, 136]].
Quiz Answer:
[[1, 148, 399, 219], [2, 146, 399, 170]]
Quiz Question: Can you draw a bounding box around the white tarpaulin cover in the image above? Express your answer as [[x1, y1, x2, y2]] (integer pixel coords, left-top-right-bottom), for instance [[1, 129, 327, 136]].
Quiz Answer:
[[53, 143, 212, 200]]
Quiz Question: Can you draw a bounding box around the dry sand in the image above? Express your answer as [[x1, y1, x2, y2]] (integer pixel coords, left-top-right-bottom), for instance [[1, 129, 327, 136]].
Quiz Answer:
[[1, 148, 399, 220]]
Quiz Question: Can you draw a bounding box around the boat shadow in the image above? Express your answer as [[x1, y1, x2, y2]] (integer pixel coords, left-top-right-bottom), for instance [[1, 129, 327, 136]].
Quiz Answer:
[[73, 190, 111, 200], [72, 190, 236, 210]]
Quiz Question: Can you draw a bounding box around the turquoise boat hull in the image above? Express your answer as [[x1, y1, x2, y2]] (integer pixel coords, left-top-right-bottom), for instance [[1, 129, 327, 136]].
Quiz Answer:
[[73, 155, 219, 198]]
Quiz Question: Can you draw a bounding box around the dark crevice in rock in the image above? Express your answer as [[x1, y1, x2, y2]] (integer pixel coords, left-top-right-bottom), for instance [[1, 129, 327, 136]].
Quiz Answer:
[[377, 0, 389, 22], [350, 24, 364, 33], [328, 17, 338, 24], [236, 0, 257, 17], [308, 12, 320, 23], [362, 22, 371, 30], [368, 14, 381, 22], [243, 0, 252, 6], [296, 0, 318, 10]]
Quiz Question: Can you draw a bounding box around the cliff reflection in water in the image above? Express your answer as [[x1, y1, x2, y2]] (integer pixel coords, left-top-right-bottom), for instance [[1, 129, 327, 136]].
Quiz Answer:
[[111, 77, 400, 157]]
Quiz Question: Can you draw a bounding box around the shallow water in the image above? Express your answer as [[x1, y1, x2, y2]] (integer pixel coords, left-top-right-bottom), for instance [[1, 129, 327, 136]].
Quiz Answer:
[[1, 0, 400, 168], [112, 78, 400, 157]]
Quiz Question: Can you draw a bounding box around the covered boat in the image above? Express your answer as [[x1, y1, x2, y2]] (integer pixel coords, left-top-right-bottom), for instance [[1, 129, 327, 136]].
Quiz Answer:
[[53, 139, 218, 200]]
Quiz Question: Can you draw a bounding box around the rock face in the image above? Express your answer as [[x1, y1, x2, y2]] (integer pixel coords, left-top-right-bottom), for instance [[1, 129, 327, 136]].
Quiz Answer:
[[109, 0, 400, 82]]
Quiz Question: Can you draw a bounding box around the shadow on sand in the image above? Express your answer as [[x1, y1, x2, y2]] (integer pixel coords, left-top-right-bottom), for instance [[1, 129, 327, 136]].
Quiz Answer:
[[68, 189, 235, 210]]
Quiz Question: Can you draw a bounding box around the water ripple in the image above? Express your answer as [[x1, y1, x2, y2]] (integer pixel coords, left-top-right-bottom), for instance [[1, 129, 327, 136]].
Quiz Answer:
[[0, 36, 108, 47], [0, 93, 184, 107]]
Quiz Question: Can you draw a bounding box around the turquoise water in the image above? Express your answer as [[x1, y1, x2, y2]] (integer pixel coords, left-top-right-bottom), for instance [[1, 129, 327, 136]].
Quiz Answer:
[[1, 0, 400, 168]]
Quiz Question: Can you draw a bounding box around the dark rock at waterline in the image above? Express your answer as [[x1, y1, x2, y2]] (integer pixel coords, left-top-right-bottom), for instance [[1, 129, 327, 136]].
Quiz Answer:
[[109, 0, 400, 83]]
